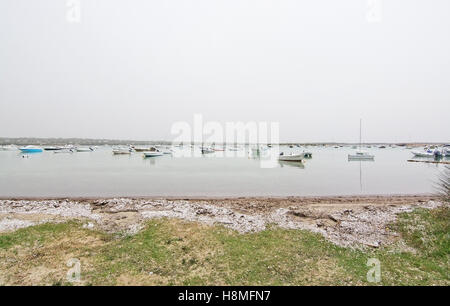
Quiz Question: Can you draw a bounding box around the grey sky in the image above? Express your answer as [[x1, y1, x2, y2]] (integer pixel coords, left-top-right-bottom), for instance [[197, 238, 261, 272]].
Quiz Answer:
[[0, 0, 449, 142]]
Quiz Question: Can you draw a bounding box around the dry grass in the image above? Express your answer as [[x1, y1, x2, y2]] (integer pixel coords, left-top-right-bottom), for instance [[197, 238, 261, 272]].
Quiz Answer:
[[0, 208, 448, 286]]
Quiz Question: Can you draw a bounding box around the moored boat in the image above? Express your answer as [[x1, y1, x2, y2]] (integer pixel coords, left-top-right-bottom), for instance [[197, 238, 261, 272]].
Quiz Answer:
[[201, 146, 215, 154], [143, 150, 164, 157], [19, 146, 43, 153], [278, 152, 305, 162], [76, 147, 94, 152], [43, 146, 63, 151], [113, 146, 132, 154], [143, 147, 164, 157], [348, 119, 375, 161], [348, 151, 375, 160], [54, 148, 75, 154], [411, 149, 437, 158]]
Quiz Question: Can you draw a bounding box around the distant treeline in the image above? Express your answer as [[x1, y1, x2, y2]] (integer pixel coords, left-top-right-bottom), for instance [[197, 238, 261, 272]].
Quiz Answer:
[[0, 137, 446, 147], [0, 138, 171, 146]]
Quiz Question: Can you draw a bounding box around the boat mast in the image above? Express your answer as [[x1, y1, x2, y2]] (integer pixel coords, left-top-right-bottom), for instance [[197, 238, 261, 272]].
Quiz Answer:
[[359, 118, 362, 149]]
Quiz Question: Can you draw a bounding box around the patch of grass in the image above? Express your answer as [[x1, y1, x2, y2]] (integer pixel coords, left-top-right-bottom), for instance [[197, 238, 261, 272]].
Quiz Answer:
[[0, 221, 79, 250], [384, 206, 450, 284], [0, 208, 448, 285], [0, 221, 107, 285]]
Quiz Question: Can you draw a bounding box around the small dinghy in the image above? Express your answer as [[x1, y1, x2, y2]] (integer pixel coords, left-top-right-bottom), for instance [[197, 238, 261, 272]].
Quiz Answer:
[[54, 148, 75, 154], [113, 147, 132, 155], [143, 151, 164, 157], [143, 147, 164, 157], [278, 152, 304, 162], [44, 146, 63, 151], [143, 152, 164, 157], [19, 146, 43, 153], [348, 151, 374, 160], [77, 147, 94, 152], [201, 147, 215, 154]]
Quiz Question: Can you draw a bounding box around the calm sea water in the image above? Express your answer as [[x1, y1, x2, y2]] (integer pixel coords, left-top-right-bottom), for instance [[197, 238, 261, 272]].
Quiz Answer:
[[0, 146, 446, 197]]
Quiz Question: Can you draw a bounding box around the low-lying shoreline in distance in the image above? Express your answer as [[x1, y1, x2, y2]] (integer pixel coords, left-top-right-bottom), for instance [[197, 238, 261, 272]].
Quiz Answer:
[[0, 137, 447, 147]]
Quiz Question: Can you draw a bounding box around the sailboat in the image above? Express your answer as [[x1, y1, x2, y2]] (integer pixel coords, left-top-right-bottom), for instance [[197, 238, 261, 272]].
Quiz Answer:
[[348, 119, 374, 160]]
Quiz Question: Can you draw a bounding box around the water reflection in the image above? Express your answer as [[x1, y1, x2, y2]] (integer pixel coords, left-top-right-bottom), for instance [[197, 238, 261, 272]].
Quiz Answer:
[[348, 158, 374, 192], [278, 161, 305, 169]]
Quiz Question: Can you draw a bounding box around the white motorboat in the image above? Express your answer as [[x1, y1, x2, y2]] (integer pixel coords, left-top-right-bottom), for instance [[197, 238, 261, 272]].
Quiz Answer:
[[113, 147, 132, 155], [348, 119, 375, 161], [348, 150, 375, 160], [143, 147, 164, 157], [411, 149, 437, 158], [19, 145, 43, 153], [143, 151, 164, 157], [278, 152, 305, 162]]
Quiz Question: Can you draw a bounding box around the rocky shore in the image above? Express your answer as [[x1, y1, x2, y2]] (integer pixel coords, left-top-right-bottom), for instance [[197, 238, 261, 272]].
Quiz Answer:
[[0, 195, 445, 248]]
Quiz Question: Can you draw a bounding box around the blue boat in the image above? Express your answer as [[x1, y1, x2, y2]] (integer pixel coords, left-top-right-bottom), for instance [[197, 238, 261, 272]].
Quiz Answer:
[[19, 146, 43, 153]]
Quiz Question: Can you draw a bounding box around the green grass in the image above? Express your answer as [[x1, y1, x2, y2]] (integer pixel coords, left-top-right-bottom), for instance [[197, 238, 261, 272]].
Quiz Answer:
[[0, 221, 78, 250], [0, 207, 448, 285]]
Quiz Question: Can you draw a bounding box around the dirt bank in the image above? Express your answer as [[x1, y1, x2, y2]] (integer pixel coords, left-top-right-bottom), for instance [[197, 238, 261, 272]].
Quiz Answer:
[[0, 195, 445, 248]]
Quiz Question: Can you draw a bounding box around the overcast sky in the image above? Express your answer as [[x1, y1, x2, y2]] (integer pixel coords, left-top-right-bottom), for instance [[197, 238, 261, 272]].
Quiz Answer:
[[0, 0, 449, 142]]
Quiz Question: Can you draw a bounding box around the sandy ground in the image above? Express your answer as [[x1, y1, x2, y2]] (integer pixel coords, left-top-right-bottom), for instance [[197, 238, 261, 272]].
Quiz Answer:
[[0, 195, 445, 248]]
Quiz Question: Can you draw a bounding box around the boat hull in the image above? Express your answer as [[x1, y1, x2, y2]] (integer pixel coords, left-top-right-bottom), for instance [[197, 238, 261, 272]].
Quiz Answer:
[[143, 152, 163, 157], [201, 148, 215, 154], [19, 148, 43, 153], [77, 148, 93, 152], [411, 151, 434, 158], [44, 147, 63, 151], [278, 153, 305, 162]]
